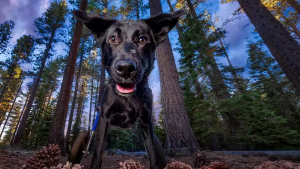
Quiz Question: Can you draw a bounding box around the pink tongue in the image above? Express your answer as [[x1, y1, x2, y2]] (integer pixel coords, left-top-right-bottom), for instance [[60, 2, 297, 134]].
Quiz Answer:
[[116, 84, 135, 93]]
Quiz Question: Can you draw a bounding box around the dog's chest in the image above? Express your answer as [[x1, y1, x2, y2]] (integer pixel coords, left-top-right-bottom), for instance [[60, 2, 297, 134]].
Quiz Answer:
[[103, 92, 144, 128], [106, 103, 139, 128]]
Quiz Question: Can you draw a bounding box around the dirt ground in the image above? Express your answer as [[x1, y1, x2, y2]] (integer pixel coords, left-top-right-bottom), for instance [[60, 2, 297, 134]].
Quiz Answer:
[[0, 149, 300, 169]]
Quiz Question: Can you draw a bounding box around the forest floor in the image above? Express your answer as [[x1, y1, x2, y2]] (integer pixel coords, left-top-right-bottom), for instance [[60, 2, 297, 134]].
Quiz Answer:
[[1, 149, 300, 169]]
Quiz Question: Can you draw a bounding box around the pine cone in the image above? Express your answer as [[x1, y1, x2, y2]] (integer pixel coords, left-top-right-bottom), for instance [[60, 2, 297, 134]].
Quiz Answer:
[[206, 162, 230, 169], [255, 160, 300, 169], [193, 151, 206, 168], [23, 144, 61, 169], [119, 159, 147, 169], [165, 161, 193, 169]]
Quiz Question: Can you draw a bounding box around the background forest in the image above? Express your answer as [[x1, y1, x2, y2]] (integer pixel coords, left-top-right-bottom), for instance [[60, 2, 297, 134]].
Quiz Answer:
[[0, 0, 300, 154]]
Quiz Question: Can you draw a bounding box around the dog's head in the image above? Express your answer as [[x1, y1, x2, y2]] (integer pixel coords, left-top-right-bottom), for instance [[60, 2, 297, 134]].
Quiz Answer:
[[73, 10, 186, 95]]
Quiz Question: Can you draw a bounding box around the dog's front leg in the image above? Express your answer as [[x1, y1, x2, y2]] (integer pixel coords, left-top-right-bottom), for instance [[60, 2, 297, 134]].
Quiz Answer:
[[90, 116, 108, 169], [139, 107, 167, 169]]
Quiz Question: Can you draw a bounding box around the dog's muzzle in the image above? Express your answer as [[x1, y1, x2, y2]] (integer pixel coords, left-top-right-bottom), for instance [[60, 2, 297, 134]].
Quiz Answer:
[[115, 60, 136, 94]]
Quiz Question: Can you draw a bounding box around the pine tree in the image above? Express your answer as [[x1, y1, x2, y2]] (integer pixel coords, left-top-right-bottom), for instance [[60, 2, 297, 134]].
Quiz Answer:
[[207, 14, 245, 93], [0, 20, 14, 55], [222, 0, 300, 39], [65, 32, 90, 153], [119, 0, 148, 19], [48, 0, 87, 153], [106, 129, 134, 151], [0, 35, 34, 104], [13, 1, 68, 146], [20, 58, 64, 149], [177, 12, 225, 150], [247, 41, 300, 131], [0, 78, 23, 141], [154, 109, 166, 148], [70, 76, 88, 146], [0, 66, 23, 128], [148, 0, 199, 154], [231, 0, 300, 94], [286, 0, 300, 14]]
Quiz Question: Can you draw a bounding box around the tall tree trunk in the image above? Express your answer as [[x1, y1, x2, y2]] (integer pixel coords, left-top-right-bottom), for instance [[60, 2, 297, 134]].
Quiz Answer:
[[167, 0, 206, 106], [98, 0, 108, 105], [72, 81, 86, 141], [193, 79, 205, 100], [290, 23, 300, 39], [209, 18, 244, 92], [98, 67, 105, 104], [286, 0, 300, 14], [238, 0, 300, 95], [0, 80, 22, 140], [167, 1, 218, 150], [185, 0, 231, 99], [48, 0, 87, 154], [136, 0, 140, 19], [0, 63, 17, 104], [167, 0, 205, 100], [207, 54, 231, 99], [10, 89, 30, 145], [93, 78, 99, 125], [93, 1, 108, 155], [45, 84, 55, 110], [13, 31, 55, 146], [149, 0, 199, 153], [65, 45, 85, 153], [88, 59, 95, 132], [186, 0, 240, 147], [282, 15, 300, 39]]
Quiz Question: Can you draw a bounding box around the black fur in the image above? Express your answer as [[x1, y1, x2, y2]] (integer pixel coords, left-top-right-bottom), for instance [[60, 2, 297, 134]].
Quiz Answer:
[[73, 9, 186, 169]]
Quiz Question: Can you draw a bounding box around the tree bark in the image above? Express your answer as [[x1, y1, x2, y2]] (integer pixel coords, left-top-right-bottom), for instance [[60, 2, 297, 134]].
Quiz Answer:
[[281, 14, 300, 39], [148, 0, 199, 153], [93, 78, 99, 125], [93, 1, 108, 157], [208, 54, 231, 99], [290, 23, 300, 39], [98, 66, 105, 104], [10, 89, 30, 146], [238, 0, 300, 95], [185, 0, 231, 99], [0, 80, 22, 140], [98, 0, 108, 106], [13, 31, 54, 146], [48, 0, 87, 154], [45, 84, 55, 110], [193, 79, 205, 100], [88, 59, 95, 132], [64, 45, 85, 153], [72, 80, 86, 141], [185, 0, 241, 147], [286, 0, 300, 14], [136, 0, 140, 19]]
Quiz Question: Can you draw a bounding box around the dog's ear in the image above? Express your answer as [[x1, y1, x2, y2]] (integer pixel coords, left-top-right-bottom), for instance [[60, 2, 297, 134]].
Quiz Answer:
[[143, 9, 187, 45], [72, 10, 116, 38]]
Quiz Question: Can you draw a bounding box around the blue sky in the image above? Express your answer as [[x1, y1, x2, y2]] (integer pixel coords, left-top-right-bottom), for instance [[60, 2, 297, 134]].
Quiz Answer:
[[0, 0, 275, 130]]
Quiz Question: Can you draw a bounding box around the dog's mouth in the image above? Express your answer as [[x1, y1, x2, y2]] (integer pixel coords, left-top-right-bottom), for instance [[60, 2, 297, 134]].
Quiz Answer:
[[116, 83, 136, 94]]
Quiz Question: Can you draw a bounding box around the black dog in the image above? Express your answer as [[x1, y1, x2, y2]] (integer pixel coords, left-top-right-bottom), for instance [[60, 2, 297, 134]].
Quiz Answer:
[[73, 9, 186, 169]]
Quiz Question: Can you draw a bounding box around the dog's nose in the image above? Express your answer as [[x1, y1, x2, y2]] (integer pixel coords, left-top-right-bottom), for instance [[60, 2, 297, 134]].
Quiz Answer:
[[116, 61, 136, 78]]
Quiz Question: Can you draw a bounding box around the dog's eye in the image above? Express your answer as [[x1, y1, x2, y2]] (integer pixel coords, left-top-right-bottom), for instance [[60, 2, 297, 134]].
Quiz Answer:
[[139, 36, 146, 44], [110, 35, 116, 43]]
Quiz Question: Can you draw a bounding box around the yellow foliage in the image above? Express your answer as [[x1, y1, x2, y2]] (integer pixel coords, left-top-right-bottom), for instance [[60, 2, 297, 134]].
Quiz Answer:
[[13, 66, 22, 79], [261, 93, 267, 98], [175, 0, 185, 9]]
